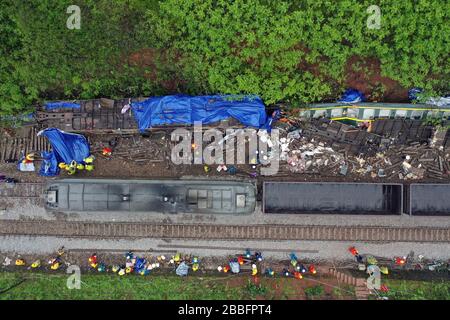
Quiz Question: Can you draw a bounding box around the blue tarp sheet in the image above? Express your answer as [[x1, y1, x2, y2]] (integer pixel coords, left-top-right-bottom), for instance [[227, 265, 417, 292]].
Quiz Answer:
[[39, 151, 59, 176], [131, 95, 267, 132], [38, 128, 90, 176], [45, 101, 81, 111], [408, 88, 423, 101], [337, 89, 365, 104]]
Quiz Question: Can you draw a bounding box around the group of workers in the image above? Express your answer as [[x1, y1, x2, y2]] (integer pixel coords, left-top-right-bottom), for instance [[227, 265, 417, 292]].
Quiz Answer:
[[19, 146, 113, 176], [13, 247, 65, 270], [58, 155, 95, 175], [87, 251, 195, 276], [58, 147, 113, 175]]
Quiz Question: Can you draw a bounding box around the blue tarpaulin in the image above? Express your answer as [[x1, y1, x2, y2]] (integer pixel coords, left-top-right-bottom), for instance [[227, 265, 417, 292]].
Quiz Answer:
[[337, 89, 365, 104], [45, 101, 81, 111], [39, 151, 59, 176], [408, 88, 423, 101], [38, 128, 90, 176], [131, 95, 267, 132]]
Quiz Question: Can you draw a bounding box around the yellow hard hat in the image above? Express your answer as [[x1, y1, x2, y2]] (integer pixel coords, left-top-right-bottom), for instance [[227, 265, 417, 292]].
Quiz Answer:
[[15, 259, 26, 266], [58, 163, 67, 169], [76, 164, 85, 170], [31, 260, 41, 268], [84, 156, 94, 164], [85, 164, 94, 171], [380, 266, 389, 275]]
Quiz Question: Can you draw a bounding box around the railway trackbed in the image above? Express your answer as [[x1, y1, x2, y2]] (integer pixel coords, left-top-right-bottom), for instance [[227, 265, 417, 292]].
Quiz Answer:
[[0, 220, 448, 243], [0, 183, 45, 200]]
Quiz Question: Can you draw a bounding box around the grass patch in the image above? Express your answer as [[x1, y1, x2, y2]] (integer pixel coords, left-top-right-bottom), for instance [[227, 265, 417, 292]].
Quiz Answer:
[[304, 285, 324, 300], [245, 279, 268, 298], [332, 285, 356, 299], [382, 280, 450, 300], [0, 272, 244, 300]]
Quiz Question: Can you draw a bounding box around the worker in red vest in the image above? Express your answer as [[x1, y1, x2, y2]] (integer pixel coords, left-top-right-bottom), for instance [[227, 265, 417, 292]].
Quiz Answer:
[[102, 147, 112, 157], [349, 246, 359, 256]]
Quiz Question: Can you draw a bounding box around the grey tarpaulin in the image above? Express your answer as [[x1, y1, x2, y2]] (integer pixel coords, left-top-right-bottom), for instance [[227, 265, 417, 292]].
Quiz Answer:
[[230, 261, 240, 274], [176, 262, 189, 276]]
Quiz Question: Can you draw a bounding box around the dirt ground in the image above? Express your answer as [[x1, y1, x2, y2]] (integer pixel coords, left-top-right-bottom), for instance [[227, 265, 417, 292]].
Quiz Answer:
[[345, 55, 409, 102]]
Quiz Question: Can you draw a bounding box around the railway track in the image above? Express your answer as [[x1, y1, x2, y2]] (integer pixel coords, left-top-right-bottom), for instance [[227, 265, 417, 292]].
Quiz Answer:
[[0, 220, 448, 243], [0, 183, 44, 205], [0, 127, 52, 162]]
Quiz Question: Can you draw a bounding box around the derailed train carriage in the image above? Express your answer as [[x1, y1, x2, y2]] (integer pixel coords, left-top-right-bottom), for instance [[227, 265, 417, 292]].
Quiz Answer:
[[45, 179, 256, 214], [44, 179, 450, 216]]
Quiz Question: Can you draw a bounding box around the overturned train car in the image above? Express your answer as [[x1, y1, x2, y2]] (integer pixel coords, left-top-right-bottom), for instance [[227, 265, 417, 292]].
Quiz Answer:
[[45, 179, 256, 214]]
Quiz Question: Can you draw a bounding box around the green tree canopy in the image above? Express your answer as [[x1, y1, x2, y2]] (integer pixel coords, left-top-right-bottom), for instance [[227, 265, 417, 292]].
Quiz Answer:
[[0, 0, 448, 116]]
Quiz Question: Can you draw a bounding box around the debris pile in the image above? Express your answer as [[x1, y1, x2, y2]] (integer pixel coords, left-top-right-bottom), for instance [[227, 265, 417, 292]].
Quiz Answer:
[[284, 137, 344, 174], [90, 135, 167, 163], [276, 118, 450, 181]]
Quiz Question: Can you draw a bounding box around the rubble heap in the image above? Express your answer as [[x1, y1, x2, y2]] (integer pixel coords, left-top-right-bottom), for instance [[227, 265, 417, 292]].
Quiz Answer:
[[276, 118, 449, 181]]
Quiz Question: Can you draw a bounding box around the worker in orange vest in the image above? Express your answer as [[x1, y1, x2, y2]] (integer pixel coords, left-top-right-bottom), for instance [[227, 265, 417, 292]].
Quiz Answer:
[[89, 254, 98, 269]]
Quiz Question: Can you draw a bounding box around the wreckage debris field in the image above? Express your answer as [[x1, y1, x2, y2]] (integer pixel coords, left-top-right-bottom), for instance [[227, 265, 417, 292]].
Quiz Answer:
[[263, 182, 403, 215]]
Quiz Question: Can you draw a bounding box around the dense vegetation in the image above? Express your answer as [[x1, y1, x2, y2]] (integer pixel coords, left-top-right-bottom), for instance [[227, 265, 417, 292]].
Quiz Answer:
[[383, 280, 450, 300], [0, 0, 448, 116]]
